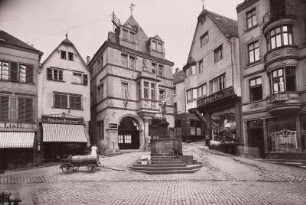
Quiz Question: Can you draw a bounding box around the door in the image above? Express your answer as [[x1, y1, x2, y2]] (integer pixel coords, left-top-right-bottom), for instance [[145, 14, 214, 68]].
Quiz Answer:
[[118, 117, 140, 149]]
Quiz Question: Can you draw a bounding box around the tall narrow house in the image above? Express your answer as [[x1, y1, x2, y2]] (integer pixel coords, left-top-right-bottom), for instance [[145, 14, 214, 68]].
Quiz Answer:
[[0, 31, 42, 169], [89, 13, 174, 153], [38, 36, 90, 161], [183, 8, 241, 145], [237, 0, 306, 159]]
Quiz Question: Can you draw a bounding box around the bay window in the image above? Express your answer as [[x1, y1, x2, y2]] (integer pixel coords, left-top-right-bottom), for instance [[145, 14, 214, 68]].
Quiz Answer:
[[266, 25, 293, 50], [271, 67, 296, 94]]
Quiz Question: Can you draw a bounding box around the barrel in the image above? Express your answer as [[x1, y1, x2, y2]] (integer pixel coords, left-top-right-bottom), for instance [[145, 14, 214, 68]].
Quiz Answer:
[[70, 155, 97, 164]]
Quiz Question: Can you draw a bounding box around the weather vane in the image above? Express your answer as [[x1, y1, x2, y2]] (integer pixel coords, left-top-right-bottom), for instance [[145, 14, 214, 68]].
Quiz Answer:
[[201, 0, 205, 9], [130, 3, 136, 16]]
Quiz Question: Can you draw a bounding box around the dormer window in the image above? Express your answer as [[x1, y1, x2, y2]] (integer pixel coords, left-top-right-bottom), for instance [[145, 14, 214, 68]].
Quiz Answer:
[[121, 28, 136, 43], [151, 40, 164, 53]]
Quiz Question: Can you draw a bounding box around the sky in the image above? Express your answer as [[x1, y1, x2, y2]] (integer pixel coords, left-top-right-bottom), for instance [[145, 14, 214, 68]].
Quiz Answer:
[[0, 0, 243, 71]]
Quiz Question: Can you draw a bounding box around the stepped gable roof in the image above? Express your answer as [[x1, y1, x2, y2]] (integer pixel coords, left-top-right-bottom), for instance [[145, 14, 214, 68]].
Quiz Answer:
[[0, 30, 43, 55], [201, 9, 238, 38], [173, 70, 185, 84]]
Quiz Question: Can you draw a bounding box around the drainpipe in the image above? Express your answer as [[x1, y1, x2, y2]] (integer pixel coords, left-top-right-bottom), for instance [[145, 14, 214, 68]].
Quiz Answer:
[[226, 34, 235, 89]]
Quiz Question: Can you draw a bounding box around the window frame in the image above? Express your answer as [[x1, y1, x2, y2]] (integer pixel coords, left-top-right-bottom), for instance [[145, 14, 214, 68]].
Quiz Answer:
[[214, 45, 223, 63], [249, 77, 263, 102], [198, 60, 204, 73], [271, 67, 296, 94], [248, 41, 260, 64], [68, 52, 74, 61], [60, 51, 67, 60], [246, 8, 257, 30], [209, 74, 225, 94], [266, 25, 294, 50], [200, 32, 209, 47]]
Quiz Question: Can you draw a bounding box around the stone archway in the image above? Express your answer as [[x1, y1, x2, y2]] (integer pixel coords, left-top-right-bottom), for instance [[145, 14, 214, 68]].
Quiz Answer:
[[118, 116, 141, 149]]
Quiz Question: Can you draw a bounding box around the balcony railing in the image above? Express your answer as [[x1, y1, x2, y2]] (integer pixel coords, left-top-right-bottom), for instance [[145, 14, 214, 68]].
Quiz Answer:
[[262, 6, 296, 29]]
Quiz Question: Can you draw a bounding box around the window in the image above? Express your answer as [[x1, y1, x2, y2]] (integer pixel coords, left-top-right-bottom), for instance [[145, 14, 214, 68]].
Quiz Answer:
[[214, 45, 223, 63], [0, 61, 9, 80], [121, 82, 128, 99], [129, 56, 135, 69], [19, 64, 26, 83], [186, 88, 197, 101], [122, 29, 128, 40], [200, 32, 209, 47], [152, 41, 157, 50], [249, 77, 262, 101], [210, 74, 225, 94], [144, 81, 149, 99], [248, 41, 260, 64], [266, 25, 293, 50], [246, 8, 257, 29], [271, 67, 296, 94], [157, 43, 163, 52], [18, 97, 33, 123], [98, 83, 104, 98], [54, 93, 68, 108], [198, 84, 207, 98], [54, 92, 82, 110], [68, 52, 74, 61], [159, 89, 165, 101], [198, 60, 203, 73], [151, 83, 156, 100], [121, 54, 128, 67], [137, 82, 141, 99], [69, 94, 82, 110], [122, 29, 135, 43], [73, 72, 88, 85], [98, 120, 104, 140], [61, 51, 67, 59], [152, 63, 157, 74], [47, 67, 63, 81], [190, 120, 202, 136], [158, 65, 164, 77], [130, 32, 135, 42], [0, 95, 9, 121]]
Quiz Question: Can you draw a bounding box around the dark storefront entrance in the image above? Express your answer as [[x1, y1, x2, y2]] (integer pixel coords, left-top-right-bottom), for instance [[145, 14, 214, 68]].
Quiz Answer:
[[118, 117, 140, 149], [247, 120, 265, 158]]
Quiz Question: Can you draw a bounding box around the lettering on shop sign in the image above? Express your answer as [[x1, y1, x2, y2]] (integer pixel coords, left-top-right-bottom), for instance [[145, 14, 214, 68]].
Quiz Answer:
[[197, 87, 235, 107], [3, 123, 24, 129], [109, 123, 118, 128]]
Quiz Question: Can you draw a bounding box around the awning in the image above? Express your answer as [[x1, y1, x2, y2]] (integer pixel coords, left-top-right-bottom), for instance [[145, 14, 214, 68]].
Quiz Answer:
[[42, 123, 88, 143], [0, 132, 35, 148]]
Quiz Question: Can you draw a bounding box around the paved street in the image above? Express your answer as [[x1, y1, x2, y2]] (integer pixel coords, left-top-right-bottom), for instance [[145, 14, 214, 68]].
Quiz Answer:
[[1, 142, 306, 205]]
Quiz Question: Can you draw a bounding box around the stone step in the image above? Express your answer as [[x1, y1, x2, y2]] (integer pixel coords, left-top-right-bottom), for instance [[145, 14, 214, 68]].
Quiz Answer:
[[132, 163, 187, 168], [130, 164, 202, 171], [136, 168, 202, 175], [151, 158, 183, 161], [151, 161, 186, 165]]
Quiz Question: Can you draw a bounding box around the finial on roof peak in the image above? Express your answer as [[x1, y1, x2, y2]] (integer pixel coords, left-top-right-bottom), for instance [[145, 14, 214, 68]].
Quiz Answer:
[[65, 32, 68, 39], [130, 3, 136, 16], [201, 0, 205, 9]]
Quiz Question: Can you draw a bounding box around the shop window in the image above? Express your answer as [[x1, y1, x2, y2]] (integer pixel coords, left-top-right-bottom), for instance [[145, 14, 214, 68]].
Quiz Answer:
[[249, 77, 262, 101], [248, 41, 260, 64], [18, 97, 33, 123], [47, 67, 63, 81], [190, 120, 202, 136], [200, 32, 209, 47], [214, 45, 223, 63], [0, 95, 9, 121], [246, 8, 257, 29], [268, 117, 297, 152], [271, 67, 296, 94], [266, 25, 293, 50]]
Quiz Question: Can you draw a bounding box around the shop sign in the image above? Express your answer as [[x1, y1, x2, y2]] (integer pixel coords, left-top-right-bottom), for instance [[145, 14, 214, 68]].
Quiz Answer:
[[109, 123, 118, 128], [197, 87, 235, 107], [41, 115, 83, 124], [0, 123, 24, 129]]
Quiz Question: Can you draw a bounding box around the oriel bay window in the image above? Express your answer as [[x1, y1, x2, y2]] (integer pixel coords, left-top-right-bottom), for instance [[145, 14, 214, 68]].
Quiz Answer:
[[266, 25, 293, 50], [121, 82, 129, 99], [249, 77, 262, 101], [144, 81, 149, 99], [271, 67, 296, 94], [151, 83, 156, 100]]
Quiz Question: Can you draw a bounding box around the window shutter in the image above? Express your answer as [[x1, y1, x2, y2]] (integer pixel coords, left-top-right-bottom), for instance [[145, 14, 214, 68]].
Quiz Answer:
[[26, 65, 34, 83], [25, 98, 33, 122], [18, 98, 25, 122], [0, 96, 9, 121], [47, 68, 52, 80], [83, 74, 88, 85], [10, 62, 18, 82]]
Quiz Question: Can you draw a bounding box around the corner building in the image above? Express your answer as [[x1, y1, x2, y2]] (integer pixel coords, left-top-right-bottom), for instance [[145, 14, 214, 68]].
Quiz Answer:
[[89, 14, 174, 153], [237, 0, 306, 158]]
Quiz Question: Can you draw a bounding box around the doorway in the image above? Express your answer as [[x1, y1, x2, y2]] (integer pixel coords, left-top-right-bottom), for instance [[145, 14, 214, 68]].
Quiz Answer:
[[118, 117, 140, 149]]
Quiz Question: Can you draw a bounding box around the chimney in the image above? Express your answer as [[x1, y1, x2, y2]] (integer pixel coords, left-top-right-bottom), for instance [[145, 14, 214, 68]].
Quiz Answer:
[[86, 56, 91, 64]]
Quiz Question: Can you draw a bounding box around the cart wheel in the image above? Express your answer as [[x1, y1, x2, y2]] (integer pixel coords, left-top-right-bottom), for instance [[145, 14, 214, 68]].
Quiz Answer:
[[88, 164, 96, 172], [61, 164, 73, 173]]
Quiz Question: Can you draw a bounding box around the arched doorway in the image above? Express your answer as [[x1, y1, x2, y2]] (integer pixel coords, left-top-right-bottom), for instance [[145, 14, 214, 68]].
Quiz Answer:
[[118, 117, 140, 149]]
